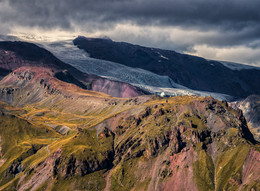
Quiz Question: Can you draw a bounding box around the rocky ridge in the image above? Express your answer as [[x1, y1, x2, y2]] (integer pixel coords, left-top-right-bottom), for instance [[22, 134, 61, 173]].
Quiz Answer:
[[0, 95, 258, 191], [0, 41, 144, 98]]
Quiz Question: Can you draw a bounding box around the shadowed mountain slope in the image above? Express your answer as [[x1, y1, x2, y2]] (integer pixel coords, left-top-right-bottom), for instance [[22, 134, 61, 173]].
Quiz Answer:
[[73, 36, 260, 98]]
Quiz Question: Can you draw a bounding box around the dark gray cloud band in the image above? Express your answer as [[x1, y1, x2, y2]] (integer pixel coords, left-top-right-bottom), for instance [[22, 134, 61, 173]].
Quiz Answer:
[[3, 0, 259, 29], [0, 0, 259, 65]]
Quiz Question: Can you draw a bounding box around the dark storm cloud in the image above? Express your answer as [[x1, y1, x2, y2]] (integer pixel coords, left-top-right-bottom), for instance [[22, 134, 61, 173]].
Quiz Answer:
[[1, 0, 259, 45], [2, 0, 260, 32], [195, 25, 260, 47], [0, 0, 260, 65]]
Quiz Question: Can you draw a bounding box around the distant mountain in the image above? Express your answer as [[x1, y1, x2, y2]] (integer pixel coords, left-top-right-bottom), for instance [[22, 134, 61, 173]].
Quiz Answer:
[[231, 95, 260, 141], [73, 36, 260, 98], [0, 41, 144, 98]]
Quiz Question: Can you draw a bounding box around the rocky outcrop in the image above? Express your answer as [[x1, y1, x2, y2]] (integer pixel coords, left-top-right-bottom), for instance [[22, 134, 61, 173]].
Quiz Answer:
[[92, 96, 259, 191], [239, 149, 260, 190], [231, 95, 260, 141], [18, 148, 62, 191], [0, 94, 259, 191]]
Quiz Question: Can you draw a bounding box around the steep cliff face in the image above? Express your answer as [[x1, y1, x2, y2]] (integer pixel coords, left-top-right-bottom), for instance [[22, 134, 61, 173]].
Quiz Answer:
[[0, 96, 258, 191], [231, 95, 260, 142]]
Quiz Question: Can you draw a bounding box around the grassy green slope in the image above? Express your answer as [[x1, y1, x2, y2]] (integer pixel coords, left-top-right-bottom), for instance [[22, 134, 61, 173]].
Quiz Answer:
[[0, 96, 258, 191]]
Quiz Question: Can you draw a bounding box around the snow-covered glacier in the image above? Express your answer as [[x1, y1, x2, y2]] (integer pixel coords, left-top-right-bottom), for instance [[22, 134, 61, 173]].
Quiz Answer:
[[38, 39, 232, 101]]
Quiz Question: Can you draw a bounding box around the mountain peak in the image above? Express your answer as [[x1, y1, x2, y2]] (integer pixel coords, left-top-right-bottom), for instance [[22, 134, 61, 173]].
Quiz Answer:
[[76, 35, 113, 42]]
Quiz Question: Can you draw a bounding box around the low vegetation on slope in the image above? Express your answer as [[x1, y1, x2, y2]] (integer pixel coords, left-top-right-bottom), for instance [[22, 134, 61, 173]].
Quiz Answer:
[[0, 95, 258, 191], [0, 102, 60, 189]]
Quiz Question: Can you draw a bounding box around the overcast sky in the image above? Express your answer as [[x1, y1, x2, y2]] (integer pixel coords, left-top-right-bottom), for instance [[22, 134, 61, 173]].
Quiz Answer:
[[0, 0, 260, 66]]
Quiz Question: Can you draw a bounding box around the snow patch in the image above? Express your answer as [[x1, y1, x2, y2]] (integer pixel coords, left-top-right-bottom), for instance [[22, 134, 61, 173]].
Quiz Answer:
[[157, 51, 169, 60]]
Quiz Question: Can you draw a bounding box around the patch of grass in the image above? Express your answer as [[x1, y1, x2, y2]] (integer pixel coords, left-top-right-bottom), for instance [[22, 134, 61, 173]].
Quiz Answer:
[[146, 95, 203, 106], [50, 170, 106, 191], [215, 144, 250, 191], [61, 128, 114, 161], [21, 145, 49, 171], [193, 150, 215, 191], [111, 158, 140, 190], [0, 114, 58, 157], [0, 106, 60, 186], [110, 175, 128, 191]]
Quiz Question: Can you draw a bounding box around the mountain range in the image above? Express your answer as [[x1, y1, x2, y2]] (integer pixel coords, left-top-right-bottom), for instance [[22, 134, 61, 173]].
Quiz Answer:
[[0, 36, 259, 191]]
